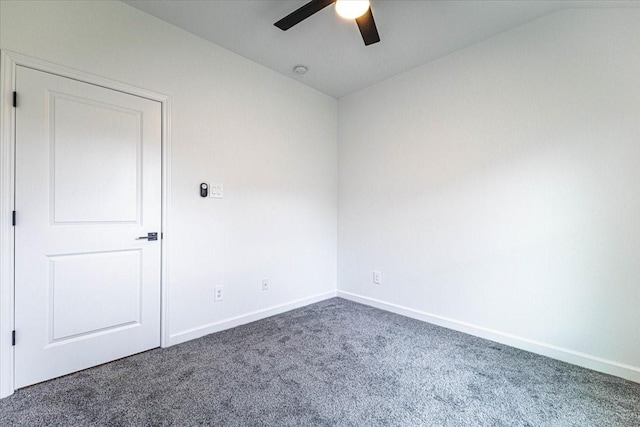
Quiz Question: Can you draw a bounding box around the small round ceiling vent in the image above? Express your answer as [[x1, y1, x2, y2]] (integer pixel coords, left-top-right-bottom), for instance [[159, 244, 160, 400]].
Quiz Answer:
[[293, 65, 308, 75]]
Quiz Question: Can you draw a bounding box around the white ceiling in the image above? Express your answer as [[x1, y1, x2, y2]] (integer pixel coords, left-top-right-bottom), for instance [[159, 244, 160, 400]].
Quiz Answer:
[[123, 0, 640, 98]]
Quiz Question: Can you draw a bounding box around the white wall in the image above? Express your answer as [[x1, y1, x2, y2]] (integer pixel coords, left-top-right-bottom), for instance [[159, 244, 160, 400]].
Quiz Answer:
[[0, 0, 337, 344], [338, 8, 640, 381]]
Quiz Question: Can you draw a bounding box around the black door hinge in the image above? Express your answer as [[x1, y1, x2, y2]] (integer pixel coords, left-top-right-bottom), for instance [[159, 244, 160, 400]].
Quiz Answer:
[[12, 211, 16, 226], [12, 331, 16, 346], [12, 91, 17, 108]]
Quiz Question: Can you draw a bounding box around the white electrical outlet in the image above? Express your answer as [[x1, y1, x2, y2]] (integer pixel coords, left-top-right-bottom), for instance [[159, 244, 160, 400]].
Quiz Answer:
[[262, 279, 269, 291], [373, 271, 382, 284], [209, 183, 224, 198], [214, 285, 224, 302]]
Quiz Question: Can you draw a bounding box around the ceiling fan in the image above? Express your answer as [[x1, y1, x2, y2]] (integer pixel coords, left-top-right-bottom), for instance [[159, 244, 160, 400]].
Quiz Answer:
[[274, 0, 380, 46]]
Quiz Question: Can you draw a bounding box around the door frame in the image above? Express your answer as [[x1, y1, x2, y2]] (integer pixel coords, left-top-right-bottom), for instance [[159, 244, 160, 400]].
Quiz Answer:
[[0, 50, 172, 398]]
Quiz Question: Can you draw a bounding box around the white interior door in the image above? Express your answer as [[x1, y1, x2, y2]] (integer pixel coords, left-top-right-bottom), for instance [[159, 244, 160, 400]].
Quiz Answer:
[[14, 66, 162, 388]]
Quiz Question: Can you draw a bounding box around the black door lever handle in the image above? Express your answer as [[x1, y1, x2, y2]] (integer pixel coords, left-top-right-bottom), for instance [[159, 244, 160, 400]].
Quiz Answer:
[[136, 232, 158, 241]]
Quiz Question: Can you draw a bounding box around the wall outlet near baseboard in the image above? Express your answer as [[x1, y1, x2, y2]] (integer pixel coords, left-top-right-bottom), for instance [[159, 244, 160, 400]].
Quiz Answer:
[[373, 271, 382, 284], [262, 279, 269, 291], [214, 285, 224, 302]]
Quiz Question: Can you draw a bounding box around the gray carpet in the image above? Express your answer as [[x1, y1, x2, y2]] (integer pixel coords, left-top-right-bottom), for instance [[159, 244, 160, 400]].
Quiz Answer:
[[1, 298, 638, 426]]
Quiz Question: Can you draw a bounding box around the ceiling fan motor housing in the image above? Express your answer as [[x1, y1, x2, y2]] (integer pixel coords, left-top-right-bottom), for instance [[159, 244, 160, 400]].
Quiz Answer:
[[274, 0, 380, 46]]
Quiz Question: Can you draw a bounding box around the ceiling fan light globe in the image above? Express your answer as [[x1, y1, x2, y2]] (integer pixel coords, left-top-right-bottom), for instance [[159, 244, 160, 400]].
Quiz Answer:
[[335, 0, 370, 20]]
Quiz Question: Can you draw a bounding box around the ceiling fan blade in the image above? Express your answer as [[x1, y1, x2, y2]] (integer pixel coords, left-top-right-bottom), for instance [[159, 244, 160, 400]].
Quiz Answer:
[[355, 7, 380, 46], [275, 0, 336, 31]]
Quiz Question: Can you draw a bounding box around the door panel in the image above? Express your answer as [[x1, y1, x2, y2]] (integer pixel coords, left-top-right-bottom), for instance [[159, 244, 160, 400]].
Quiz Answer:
[[51, 93, 142, 223], [14, 66, 162, 388], [48, 250, 142, 341]]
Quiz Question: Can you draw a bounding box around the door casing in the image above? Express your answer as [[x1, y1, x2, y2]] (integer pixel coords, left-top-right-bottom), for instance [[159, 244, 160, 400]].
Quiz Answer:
[[0, 50, 172, 399]]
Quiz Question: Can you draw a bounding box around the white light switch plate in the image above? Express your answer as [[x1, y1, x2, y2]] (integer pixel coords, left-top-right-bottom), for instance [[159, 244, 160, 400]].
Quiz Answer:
[[209, 183, 223, 198]]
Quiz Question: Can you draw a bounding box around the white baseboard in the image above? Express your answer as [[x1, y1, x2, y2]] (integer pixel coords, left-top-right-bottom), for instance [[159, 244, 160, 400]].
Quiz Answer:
[[168, 290, 337, 346], [337, 290, 640, 384]]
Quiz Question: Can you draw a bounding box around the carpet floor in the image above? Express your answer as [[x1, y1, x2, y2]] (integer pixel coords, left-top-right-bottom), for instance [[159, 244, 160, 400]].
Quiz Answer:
[[0, 297, 638, 426]]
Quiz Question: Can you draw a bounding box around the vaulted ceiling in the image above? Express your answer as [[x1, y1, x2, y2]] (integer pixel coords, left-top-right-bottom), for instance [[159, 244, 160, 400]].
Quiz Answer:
[[124, 1, 640, 98]]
